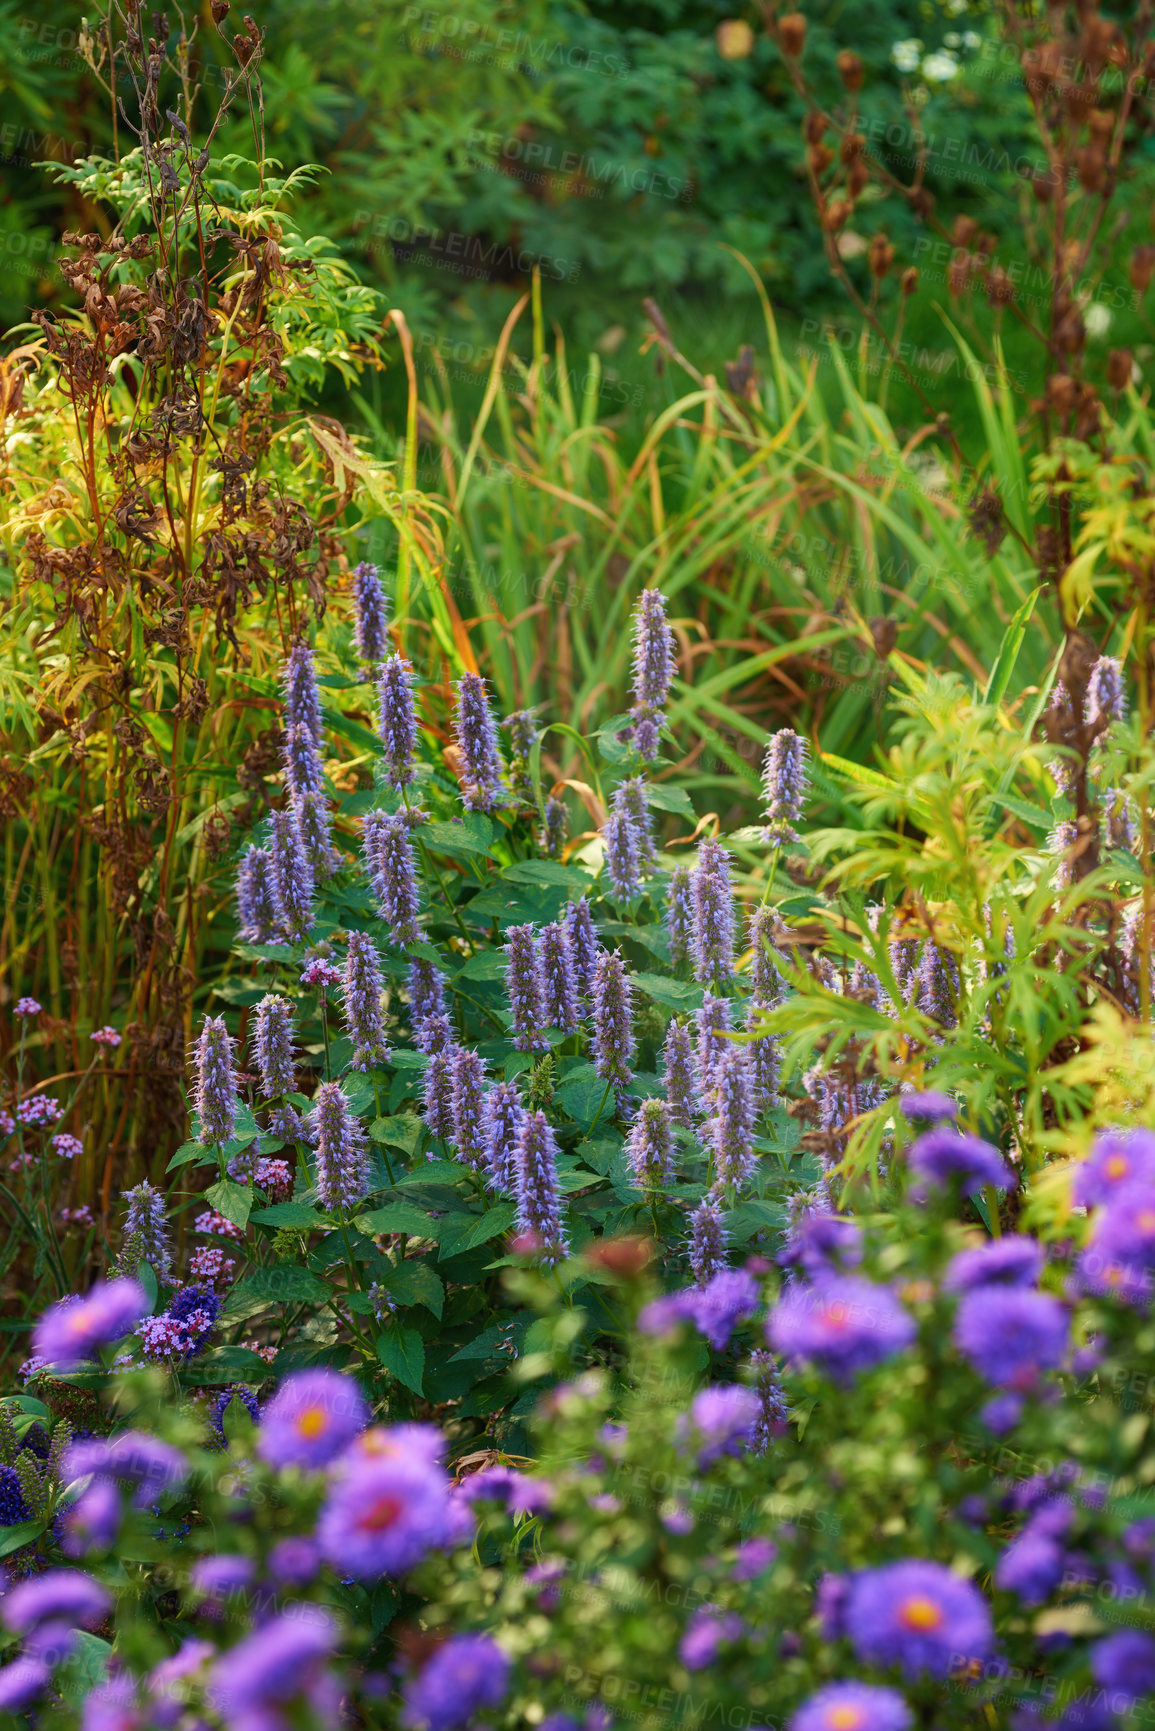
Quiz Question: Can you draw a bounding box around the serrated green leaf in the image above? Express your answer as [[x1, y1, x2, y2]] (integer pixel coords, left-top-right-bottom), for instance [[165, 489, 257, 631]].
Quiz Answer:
[[644, 783, 695, 819], [250, 1200, 329, 1230], [632, 972, 705, 1012], [377, 1323, 425, 1393], [438, 1201, 517, 1260], [167, 1138, 212, 1173], [454, 951, 508, 981], [422, 819, 494, 857], [502, 859, 593, 890], [204, 1178, 253, 1229], [226, 1267, 331, 1310], [369, 1113, 423, 1154], [355, 1203, 443, 1240], [376, 1259, 444, 1318]]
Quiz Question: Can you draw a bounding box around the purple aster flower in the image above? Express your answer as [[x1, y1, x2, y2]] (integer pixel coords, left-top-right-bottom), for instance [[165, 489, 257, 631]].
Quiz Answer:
[[192, 1013, 239, 1146], [450, 1047, 487, 1170], [789, 1683, 912, 1731], [1090, 1630, 1155, 1697], [1077, 1242, 1155, 1308], [0, 1657, 49, 1713], [900, 1090, 957, 1124], [691, 840, 735, 988], [591, 949, 635, 1102], [310, 1080, 370, 1212], [121, 1180, 173, 1281], [613, 778, 655, 871], [514, 1110, 570, 1264], [190, 1553, 256, 1599], [663, 1018, 697, 1129], [953, 1287, 1069, 1388], [210, 1606, 337, 1715], [236, 845, 278, 945], [995, 1524, 1067, 1605], [267, 806, 315, 941], [459, 1464, 550, 1518], [749, 1349, 789, 1452], [1085, 655, 1125, 730], [762, 728, 809, 845], [706, 1047, 757, 1192], [268, 1536, 320, 1588], [408, 959, 446, 1041], [284, 642, 324, 751], [667, 865, 694, 968], [403, 1634, 511, 1731], [252, 994, 296, 1098], [541, 796, 567, 858], [908, 1127, 1017, 1197], [564, 899, 599, 997], [506, 923, 548, 1052], [372, 813, 421, 945], [505, 709, 539, 803], [343, 931, 391, 1070], [766, 1276, 915, 1384], [641, 1267, 759, 1350], [353, 561, 390, 664], [1074, 1129, 1155, 1207], [816, 1573, 849, 1640], [844, 1559, 994, 1679], [454, 671, 505, 812], [34, 1279, 149, 1370], [626, 1097, 674, 1190], [679, 1607, 743, 1672], [317, 1447, 453, 1579], [944, 1236, 1044, 1292], [602, 808, 641, 903], [257, 1368, 369, 1470], [63, 1432, 188, 1506], [540, 922, 580, 1032], [2, 1569, 111, 1633], [915, 939, 959, 1028], [378, 653, 418, 790], [423, 1044, 456, 1141], [696, 992, 732, 1097], [779, 1212, 862, 1281], [733, 1535, 778, 1581], [61, 1478, 122, 1558], [483, 1081, 525, 1193], [688, 1196, 729, 1284], [682, 1384, 759, 1468], [1090, 1184, 1155, 1269], [981, 1392, 1023, 1434]]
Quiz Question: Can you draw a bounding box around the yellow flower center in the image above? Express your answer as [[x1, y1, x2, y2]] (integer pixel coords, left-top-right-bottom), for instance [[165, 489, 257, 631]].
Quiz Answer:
[[296, 1406, 329, 1440], [828, 1710, 864, 1731], [1106, 1154, 1129, 1180], [899, 1595, 943, 1632]]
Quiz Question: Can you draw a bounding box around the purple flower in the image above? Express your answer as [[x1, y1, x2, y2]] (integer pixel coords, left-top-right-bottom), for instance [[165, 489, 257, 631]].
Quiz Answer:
[[1085, 655, 1125, 729], [267, 806, 315, 941], [682, 1384, 760, 1467], [138, 1284, 220, 1362], [602, 808, 641, 903], [284, 642, 324, 750], [908, 1127, 1016, 1197], [1074, 1129, 1155, 1207], [746, 1001, 780, 1108], [317, 1448, 453, 1578], [749, 1348, 789, 1451], [779, 1212, 862, 1281], [210, 1606, 337, 1715], [626, 1097, 674, 1190], [13, 997, 41, 1018], [844, 1560, 993, 1679], [236, 845, 279, 944], [691, 840, 735, 988], [663, 1018, 697, 1129], [505, 923, 548, 1052], [52, 1133, 83, 1160], [483, 1081, 525, 1193], [251, 994, 296, 1098], [450, 1047, 488, 1169], [2, 1569, 111, 1633], [696, 992, 731, 1097], [310, 1081, 370, 1213], [121, 1180, 173, 1281], [190, 1553, 256, 1598], [353, 561, 390, 663], [767, 1277, 915, 1383], [33, 1280, 149, 1370], [627, 588, 675, 760], [900, 1090, 957, 1124], [257, 1368, 369, 1469], [666, 865, 694, 968], [1075, 1243, 1153, 1308], [564, 899, 599, 996], [733, 1535, 778, 1581], [679, 1607, 742, 1672], [540, 922, 580, 1033], [915, 940, 959, 1028], [423, 1044, 456, 1140], [762, 729, 808, 844], [1103, 786, 1138, 852], [454, 672, 505, 812], [192, 1013, 239, 1146], [459, 1464, 550, 1518], [1048, 818, 1078, 891], [293, 786, 339, 880], [641, 1267, 759, 1350], [541, 796, 567, 858], [613, 778, 655, 871], [378, 653, 418, 790], [505, 709, 539, 803], [1090, 1630, 1155, 1697], [592, 950, 634, 1096], [748, 904, 782, 1000], [343, 932, 391, 1070], [61, 1479, 122, 1558], [372, 813, 422, 945], [944, 1235, 1043, 1292], [953, 1287, 1069, 1388], [403, 1634, 511, 1731], [63, 1432, 188, 1505], [688, 1197, 729, 1284], [789, 1683, 911, 1731], [514, 1110, 569, 1265], [268, 1536, 320, 1587], [282, 718, 325, 801], [706, 1047, 756, 1191], [0, 1657, 49, 1713], [409, 959, 446, 1041], [995, 1523, 1068, 1605]]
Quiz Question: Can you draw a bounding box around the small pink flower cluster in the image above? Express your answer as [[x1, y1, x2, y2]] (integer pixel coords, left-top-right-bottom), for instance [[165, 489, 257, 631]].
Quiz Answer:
[[194, 1211, 245, 1241], [299, 958, 342, 990], [16, 1096, 61, 1127], [14, 997, 42, 1017], [0, 1111, 13, 1137], [59, 1205, 94, 1230], [254, 1157, 292, 1199], [52, 1134, 84, 1159], [138, 1305, 216, 1361], [90, 1025, 122, 1047], [189, 1247, 237, 1287]]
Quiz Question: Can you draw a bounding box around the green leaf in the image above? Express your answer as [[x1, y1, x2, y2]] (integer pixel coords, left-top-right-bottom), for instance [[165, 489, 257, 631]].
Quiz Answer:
[[0, 1520, 46, 1558], [369, 1114, 423, 1154], [137, 1261, 159, 1314], [375, 1259, 445, 1318], [377, 1323, 425, 1393], [355, 1203, 444, 1240], [322, 705, 383, 755], [181, 1347, 272, 1385], [983, 586, 1042, 708], [644, 783, 695, 819], [167, 1138, 212, 1173], [58, 1630, 112, 1704], [631, 972, 705, 1012], [226, 1267, 332, 1310], [204, 1179, 253, 1229], [817, 752, 903, 795], [502, 859, 592, 890], [250, 1200, 330, 1230], [437, 1201, 517, 1260], [397, 1159, 464, 1188], [455, 951, 509, 981], [422, 819, 494, 857], [555, 1078, 611, 1131]]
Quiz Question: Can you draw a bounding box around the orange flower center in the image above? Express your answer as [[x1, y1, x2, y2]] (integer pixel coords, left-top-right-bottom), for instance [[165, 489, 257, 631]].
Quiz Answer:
[[359, 1494, 403, 1533], [827, 1710, 864, 1731], [296, 1407, 329, 1440], [1140, 1212, 1155, 1232], [822, 1303, 850, 1331], [1106, 1155, 1129, 1180], [899, 1595, 943, 1632]]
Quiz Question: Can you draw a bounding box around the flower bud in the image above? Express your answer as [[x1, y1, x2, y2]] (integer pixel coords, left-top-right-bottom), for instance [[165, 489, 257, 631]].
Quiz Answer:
[[1131, 245, 1155, 293], [868, 235, 894, 279], [1107, 348, 1133, 391], [836, 50, 862, 91], [778, 12, 807, 57]]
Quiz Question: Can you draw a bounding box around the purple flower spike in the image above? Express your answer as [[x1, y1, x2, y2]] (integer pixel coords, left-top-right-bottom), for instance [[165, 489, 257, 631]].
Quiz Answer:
[[267, 807, 315, 941], [748, 905, 782, 1001], [283, 642, 324, 752], [1085, 655, 1125, 729], [282, 719, 325, 801], [602, 808, 641, 903], [366, 812, 421, 945], [33, 1279, 149, 1370], [514, 1109, 570, 1264], [403, 1634, 511, 1731], [613, 778, 656, 871], [423, 1044, 456, 1140], [506, 923, 548, 1052], [592, 950, 634, 1096], [483, 1081, 526, 1193], [749, 1349, 789, 1452], [706, 1046, 756, 1191], [766, 1276, 915, 1384], [696, 992, 732, 1097], [193, 1014, 239, 1146], [122, 1181, 173, 1281], [344, 932, 391, 1070], [691, 840, 735, 988], [689, 1196, 729, 1284], [666, 864, 694, 967], [916, 939, 959, 1029], [353, 561, 390, 664], [409, 958, 447, 1042], [663, 1018, 697, 1129], [310, 1081, 369, 1212], [257, 1367, 369, 1469], [455, 671, 505, 812], [293, 787, 339, 880], [565, 899, 600, 996], [541, 796, 567, 858], [746, 1001, 779, 1108], [505, 709, 539, 803], [761, 729, 808, 845], [378, 653, 418, 791], [1047, 819, 1078, 891], [627, 587, 675, 760], [236, 845, 278, 944], [1104, 786, 1139, 853], [626, 1097, 674, 1189], [450, 1047, 488, 1169], [540, 922, 581, 1032], [252, 994, 297, 1098]]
